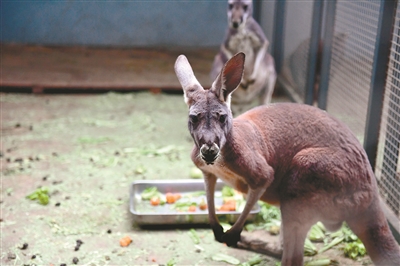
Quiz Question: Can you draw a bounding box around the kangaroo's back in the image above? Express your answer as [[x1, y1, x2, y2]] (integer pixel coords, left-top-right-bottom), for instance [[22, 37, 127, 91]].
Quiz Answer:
[[237, 103, 365, 161]]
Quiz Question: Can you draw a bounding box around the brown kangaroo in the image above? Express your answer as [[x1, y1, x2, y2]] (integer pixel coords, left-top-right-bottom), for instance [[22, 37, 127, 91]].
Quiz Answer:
[[174, 52, 400, 266]]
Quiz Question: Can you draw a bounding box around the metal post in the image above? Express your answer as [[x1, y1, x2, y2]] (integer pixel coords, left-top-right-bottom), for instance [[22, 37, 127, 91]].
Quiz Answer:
[[317, 0, 337, 110], [271, 0, 286, 74], [305, 0, 324, 105], [253, 0, 262, 24], [364, 0, 397, 169]]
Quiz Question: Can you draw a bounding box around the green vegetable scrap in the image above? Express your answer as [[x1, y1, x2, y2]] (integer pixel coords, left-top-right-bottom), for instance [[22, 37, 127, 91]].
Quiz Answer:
[[318, 223, 359, 254], [141, 187, 159, 200], [184, 191, 206, 198], [189, 167, 203, 179], [305, 258, 339, 266], [166, 258, 176, 266], [343, 239, 366, 260], [247, 201, 281, 232], [318, 236, 344, 254], [308, 222, 326, 242], [188, 228, 200, 244], [26, 187, 50, 205], [171, 200, 197, 212], [220, 222, 232, 232], [222, 186, 235, 197], [140, 186, 165, 205], [341, 224, 358, 242], [212, 253, 240, 265], [239, 255, 263, 266], [78, 136, 110, 144], [304, 238, 318, 256], [257, 202, 281, 223]]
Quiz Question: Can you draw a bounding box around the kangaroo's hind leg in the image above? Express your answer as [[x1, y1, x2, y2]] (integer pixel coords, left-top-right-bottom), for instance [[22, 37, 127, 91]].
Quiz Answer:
[[280, 199, 317, 266]]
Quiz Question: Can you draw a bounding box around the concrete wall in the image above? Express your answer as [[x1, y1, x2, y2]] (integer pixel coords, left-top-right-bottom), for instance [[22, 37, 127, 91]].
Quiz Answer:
[[1, 0, 228, 47]]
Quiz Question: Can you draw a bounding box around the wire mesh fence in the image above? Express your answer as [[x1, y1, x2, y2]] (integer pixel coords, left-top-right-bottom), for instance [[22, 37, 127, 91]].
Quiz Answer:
[[276, 1, 314, 103], [326, 0, 381, 143]]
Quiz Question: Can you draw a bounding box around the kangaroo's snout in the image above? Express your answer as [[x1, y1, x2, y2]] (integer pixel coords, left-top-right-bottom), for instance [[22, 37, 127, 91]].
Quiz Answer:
[[200, 143, 220, 164], [232, 21, 240, 29]]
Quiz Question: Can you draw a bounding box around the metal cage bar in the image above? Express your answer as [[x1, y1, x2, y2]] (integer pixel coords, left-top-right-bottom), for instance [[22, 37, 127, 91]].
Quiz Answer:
[[364, 0, 397, 169], [318, 0, 337, 110], [272, 0, 286, 74], [305, 0, 324, 105]]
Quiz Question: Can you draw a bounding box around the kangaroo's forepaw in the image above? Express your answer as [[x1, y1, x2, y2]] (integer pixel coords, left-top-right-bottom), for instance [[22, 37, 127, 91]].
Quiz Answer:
[[247, 78, 255, 85], [212, 225, 225, 243], [222, 230, 242, 247]]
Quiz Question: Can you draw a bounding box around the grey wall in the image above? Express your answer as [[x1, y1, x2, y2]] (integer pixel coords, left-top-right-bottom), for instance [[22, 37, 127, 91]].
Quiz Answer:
[[1, 0, 228, 47]]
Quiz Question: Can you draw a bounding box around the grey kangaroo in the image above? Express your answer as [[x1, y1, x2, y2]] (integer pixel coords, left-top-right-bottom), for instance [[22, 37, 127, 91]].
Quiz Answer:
[[175, 52, 400, 266], [211, 0, 276, 115]]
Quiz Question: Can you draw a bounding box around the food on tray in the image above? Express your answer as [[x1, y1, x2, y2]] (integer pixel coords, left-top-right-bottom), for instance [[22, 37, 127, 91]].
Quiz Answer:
[[165, 192, 182, 204], [139, 185, 246, 213], [150, 196, 161, 206]]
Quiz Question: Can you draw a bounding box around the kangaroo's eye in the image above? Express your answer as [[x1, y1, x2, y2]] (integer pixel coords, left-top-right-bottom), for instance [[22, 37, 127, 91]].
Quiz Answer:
[[228, 4, 233, 10], [243, 5, 248, 11], [189, 114, 198, 124], [219, 114, 227, 123]]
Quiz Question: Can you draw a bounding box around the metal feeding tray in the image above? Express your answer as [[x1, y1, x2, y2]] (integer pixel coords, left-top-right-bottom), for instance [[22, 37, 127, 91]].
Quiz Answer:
[[130, 179, 260, 225]]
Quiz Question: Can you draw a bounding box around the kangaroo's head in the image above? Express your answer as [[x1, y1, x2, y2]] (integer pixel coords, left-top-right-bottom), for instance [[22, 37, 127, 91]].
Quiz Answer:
[[228, 0, 253, 29], [174, 53, 245, 165]]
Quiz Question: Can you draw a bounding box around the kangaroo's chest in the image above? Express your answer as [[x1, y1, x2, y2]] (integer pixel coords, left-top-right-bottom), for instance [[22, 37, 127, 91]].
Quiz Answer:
[[199, 160, 249, 193], [227, 30, 261, 76]]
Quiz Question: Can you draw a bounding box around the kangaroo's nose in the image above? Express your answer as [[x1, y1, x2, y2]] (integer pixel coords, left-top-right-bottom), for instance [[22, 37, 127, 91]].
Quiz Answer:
[[200, 143, 220, 164], [232, 21, 239, 29]]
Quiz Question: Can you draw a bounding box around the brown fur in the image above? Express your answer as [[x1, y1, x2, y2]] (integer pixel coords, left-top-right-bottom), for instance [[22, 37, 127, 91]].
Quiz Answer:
[[174, 52, 400, 266]]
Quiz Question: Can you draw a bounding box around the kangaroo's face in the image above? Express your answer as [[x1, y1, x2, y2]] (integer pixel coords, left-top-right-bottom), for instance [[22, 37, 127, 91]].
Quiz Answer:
[[228, 0, 253, 29], [175, 53, 245, 165], [187, 91, 232, 164]]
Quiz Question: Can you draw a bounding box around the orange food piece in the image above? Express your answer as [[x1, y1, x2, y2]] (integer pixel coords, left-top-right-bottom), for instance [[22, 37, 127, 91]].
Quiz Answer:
[[165, 193, 175, 204], [166, 193, 182, 204], [199, 199, 207, 210], [174, 193, 182, 201], [150, 196, 160, 206], [219, 201, 236, 211], [188, 205, 197, 212], [119, 236, 132, 247]]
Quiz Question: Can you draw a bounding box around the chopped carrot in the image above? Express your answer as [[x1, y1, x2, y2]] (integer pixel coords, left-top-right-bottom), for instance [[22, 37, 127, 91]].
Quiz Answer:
[[173, 193, 182, 201], [219, 200, 236, 211], [165, 193, 175, 204], [166, 192, 181, 204], [150, 196, 160, 206], [119, 236, 132, 247], [199, 199, 207, 210], [188, 205, 197, 212]]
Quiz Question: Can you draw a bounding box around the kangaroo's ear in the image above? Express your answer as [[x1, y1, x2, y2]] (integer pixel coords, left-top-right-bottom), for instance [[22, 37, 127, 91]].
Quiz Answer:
[[211, 52, 245, 103], [174, 55, 203, 106]]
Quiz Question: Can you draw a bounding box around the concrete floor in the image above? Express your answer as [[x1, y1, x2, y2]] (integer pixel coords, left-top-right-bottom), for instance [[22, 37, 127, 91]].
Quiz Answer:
[[1, 91, 376, 266], [0, 92, 284, 266]]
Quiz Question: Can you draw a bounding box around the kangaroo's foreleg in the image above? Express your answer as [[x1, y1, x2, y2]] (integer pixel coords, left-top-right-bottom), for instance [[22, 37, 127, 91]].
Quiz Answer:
[[203, 171, 224, 242], [250, 41, 268, 82], [223, 185, 268, 246], [259, 66, 277, 105]]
